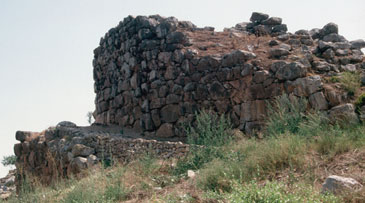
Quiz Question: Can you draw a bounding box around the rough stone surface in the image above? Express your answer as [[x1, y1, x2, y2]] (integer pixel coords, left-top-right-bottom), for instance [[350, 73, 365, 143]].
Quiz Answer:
[[328, 103, 359, 125], [322, 175, 363, 194]]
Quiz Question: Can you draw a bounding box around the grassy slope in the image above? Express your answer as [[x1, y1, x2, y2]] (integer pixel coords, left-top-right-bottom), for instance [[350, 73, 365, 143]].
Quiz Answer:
[[3, 95, 365, 203]]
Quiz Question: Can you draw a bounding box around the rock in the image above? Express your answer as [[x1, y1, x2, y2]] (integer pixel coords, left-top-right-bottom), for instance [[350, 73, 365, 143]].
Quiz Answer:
[[15, 131, 36, 142], [275, 62, 307, 81], [156, 123, 174, 138], [277, 33, 290, 41], [222, 50, 256, 67], [160, 105, 180, 123], [166, 94, 180, 104], [56, 121, 77, 128], [309, 92, 328, 110], [350, 39, 365, 49], [4, 176, 15, 187], [240, 100, 266, 122], [322, 48, 335, 60], [166, 31, 187, 44], [250, 12, 269, 23], [269, 48, 290, 58], [272, 24, 288, 33], [295, 29, 310, 35], [209, 81, 227, 100], [312, 61, 333, 72], [74, 157, 88, 169], [72, 144, 95, 157], [326, 90, 342, 107], [140, 113, 154, 131], [262, 17, 282, 25], [323, 33, 346, 42], [322, 175, 363, 194], [321, 22, 338, 36], [253, 70, 270, 84], [187, 170, 196, 179], [293, 75, 323, 96], [341, 64, 357, 72], [87, 155, 98, 167], [328, 103, 359, 125]]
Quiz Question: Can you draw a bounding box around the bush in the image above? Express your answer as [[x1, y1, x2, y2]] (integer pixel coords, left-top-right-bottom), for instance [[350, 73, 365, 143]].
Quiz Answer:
[[173, 111, 232, 175], [339, 71, 361, 96], [265, 94, 307, 136], [355, 93, 365, 112], [2, 155, 16, 166]]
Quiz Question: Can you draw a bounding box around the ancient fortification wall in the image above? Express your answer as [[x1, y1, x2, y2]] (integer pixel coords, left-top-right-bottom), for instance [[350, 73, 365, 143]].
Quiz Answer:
[[92, 12, 364, 137], [14, 12, 365, 188]]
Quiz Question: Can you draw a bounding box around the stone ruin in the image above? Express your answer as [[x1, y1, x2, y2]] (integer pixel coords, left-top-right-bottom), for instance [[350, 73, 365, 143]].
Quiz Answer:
[[92, 12, 364, 136], [13, 12, 365, 189]]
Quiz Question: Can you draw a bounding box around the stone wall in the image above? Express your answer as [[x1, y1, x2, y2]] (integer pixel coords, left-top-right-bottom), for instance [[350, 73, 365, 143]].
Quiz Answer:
[[14, 123, 189, 188], [92, 12, 365, 137]]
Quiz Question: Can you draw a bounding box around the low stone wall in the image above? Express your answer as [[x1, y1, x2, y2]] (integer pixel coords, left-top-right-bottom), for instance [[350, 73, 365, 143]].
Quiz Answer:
[[14, 124, 189, 188]]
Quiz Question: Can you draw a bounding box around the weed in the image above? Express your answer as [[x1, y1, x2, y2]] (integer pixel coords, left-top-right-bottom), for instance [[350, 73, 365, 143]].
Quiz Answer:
[[173, 110, 232, 175], [339, 71, 361, 96], [355, 93, 365, 112], [223, 181, 339, 203]]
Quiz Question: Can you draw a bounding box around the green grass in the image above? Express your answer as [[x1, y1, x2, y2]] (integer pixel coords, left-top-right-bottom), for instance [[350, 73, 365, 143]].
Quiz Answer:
[[222, 181, 339, 203], [6, 95, 365, 202]]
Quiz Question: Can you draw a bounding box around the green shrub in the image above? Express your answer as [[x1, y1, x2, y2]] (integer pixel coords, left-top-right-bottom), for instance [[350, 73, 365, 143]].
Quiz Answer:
[[329, 76, 340, 83], [2, 155, 16, 166], [186, 110, 232, 147], [355, 93, 365, 112], [173, 111, 232, 175], [339, 71, 360, 96], [265, 94, 307, 136]]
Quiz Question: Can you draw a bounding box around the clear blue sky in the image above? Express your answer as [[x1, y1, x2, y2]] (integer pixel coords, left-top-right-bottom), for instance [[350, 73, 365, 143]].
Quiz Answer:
[[0, 0, 364, 177]]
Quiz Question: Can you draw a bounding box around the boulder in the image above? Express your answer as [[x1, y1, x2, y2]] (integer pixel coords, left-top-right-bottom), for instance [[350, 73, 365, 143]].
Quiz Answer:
[[56, 121, 77, 128], [222, 50, 256, 67], [272, 24, 287, 33], [350, 39, 365, 49], [156, 123, 174, 137], [250, 12, 269, 23], [328, 103, 359, 124], [269, 48, 290, 58], [323, 33, 347, 43], [15, 131, 37, 142], [293, 75, 323, 97], [71, 144, 95, 157], [262, 17, 282, 25], [160, 105, 181, 123], [74, 157, 88, 169], [321, 22, 338, 37], [322, 175, 363, 194], [87, 155, 98, 167], [309, 92, 328, 110], [275, 62, 307, 81]]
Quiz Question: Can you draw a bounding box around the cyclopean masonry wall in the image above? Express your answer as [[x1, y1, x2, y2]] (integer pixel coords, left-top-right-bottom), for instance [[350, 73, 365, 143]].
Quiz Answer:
[[14, 12, 365, 189], [92, 12, 365, 137]]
